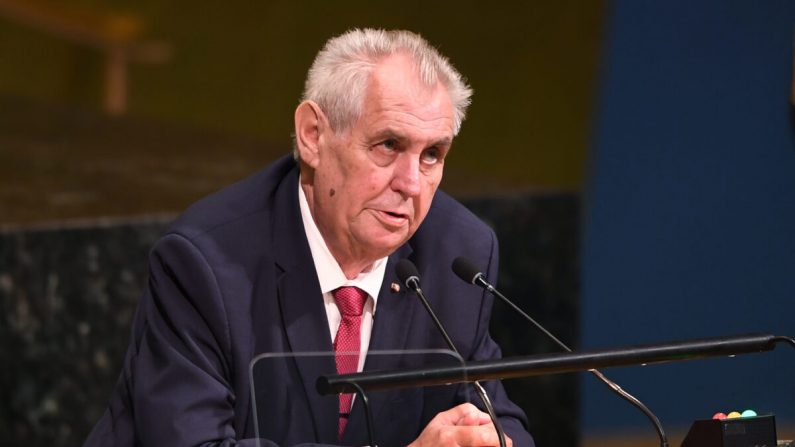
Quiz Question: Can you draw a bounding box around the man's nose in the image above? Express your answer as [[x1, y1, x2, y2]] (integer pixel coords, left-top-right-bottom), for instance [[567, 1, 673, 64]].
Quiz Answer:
[[391, 153, 422, 197]]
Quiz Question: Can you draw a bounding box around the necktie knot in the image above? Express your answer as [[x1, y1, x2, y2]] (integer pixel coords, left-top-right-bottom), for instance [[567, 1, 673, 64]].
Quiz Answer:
[[333, 286, 367, 317]]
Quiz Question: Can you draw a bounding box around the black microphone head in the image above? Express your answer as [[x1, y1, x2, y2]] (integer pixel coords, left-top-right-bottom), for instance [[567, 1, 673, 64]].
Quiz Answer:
[[452, 257, 482, 285], [395, 258, 420, 289]]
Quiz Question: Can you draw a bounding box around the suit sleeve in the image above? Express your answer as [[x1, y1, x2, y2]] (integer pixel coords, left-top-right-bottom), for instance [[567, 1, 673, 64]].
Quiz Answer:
[[84, 233, 340, 447], [466, 229, 536, 447]]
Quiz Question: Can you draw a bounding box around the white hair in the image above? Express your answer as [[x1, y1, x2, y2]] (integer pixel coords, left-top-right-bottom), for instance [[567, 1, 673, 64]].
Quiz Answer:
[[300, 28, 472, 139]]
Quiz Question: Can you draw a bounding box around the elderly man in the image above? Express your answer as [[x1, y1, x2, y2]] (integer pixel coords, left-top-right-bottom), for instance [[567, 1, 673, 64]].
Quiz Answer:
[[85, 29, 533, 446]]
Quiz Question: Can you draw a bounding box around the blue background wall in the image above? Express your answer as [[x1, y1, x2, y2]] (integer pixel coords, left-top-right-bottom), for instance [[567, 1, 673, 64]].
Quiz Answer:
[[583, 0, 795, 435]]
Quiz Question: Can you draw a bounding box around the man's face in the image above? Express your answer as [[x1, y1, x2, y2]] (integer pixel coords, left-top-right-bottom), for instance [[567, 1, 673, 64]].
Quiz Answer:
[[306, 53, 455, 268]]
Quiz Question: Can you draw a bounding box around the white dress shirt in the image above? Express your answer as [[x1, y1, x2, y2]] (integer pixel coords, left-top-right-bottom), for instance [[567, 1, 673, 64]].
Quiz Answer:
[[298, 181, 387, 372]]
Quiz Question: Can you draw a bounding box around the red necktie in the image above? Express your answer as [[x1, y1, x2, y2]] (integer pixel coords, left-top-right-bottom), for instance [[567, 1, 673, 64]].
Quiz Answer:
[[332, 286, 367, 440]]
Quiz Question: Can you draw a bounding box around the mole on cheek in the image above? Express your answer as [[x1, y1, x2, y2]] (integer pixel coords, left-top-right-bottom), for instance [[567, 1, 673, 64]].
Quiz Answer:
[[329, 188, 335, 197]]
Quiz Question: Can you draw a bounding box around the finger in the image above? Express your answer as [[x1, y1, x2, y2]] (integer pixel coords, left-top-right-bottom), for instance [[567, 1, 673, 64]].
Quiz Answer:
[[462, 425, 514, 447], [434, 403, 483, 426], [446, 403, 491, 426], [457, 408, 493, 426], [451, 425, 506, 446]]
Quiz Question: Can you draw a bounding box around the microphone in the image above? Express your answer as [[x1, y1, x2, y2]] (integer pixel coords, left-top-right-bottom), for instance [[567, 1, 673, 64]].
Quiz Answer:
[[395, 259, 507, 447], [452, 256, 670, 447], [395, 259, 457, 351], [395, 259, 421, 290], [452, 257, 490, 289]]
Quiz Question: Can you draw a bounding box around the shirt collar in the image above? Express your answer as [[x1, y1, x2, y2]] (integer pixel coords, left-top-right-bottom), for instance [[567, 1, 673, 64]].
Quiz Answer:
[[298, 179, 387, 302]]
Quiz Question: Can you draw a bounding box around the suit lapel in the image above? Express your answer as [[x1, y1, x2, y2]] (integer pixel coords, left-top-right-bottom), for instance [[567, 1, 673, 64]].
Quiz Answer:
[[271, 168, 338, 443], [362, 245, 416, 364], [276, 267, 338, 443]]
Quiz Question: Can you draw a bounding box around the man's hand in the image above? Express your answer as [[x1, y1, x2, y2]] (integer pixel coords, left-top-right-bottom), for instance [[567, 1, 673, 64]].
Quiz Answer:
[[407, 403, 513, 447]]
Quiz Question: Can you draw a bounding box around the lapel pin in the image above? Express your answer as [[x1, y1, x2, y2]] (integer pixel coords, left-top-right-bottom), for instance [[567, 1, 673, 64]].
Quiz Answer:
[[390, 282, 401, 293]]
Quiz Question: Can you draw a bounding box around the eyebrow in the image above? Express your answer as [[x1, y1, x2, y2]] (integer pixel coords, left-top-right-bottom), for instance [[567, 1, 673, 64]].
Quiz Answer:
[[429, 136, 453, 148], [373, 128, 453, 148]]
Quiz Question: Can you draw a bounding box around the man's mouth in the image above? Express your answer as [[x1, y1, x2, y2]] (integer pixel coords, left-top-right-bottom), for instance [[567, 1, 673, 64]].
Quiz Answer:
[[375, 209, 410, 227]]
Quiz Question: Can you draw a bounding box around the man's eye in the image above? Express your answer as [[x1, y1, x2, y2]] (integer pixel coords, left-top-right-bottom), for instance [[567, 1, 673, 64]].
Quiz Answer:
[[381, 139, 397, 151], [421, 148, 441, 165]]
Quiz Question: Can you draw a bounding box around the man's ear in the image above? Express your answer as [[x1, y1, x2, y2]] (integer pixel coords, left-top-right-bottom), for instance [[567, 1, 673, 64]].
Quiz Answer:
[[294, 101, 327, 169]]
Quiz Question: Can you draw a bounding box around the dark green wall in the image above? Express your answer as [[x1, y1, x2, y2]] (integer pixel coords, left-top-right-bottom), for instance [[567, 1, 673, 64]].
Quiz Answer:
[[0, 1, 604, 224]]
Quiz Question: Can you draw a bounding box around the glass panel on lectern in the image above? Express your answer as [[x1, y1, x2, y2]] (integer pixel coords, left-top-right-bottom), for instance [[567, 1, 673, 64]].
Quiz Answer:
[[249, 349, 469, 447]]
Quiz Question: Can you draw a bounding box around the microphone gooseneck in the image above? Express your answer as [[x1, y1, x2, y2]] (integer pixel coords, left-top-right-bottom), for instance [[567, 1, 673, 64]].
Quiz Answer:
[[396, 259, 458, 352], [774, 335, 795, 349], [452, 256, 670, 447], [395, 259, 507, 447]]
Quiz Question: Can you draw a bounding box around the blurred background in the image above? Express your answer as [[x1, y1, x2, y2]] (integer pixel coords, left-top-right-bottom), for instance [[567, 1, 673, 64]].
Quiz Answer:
[[1, 0, 793, 446]]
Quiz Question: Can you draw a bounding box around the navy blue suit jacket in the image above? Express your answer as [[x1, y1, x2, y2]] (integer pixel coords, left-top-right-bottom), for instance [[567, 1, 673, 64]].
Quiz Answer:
[[85, 155, 533, 446]]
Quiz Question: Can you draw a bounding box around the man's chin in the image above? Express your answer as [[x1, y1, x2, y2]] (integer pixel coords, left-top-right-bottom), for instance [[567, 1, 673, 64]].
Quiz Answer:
[[360, 231, 412, 257]]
